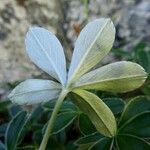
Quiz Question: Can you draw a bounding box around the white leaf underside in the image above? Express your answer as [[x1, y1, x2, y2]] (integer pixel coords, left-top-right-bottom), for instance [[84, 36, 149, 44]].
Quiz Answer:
[[74, 61, 147, 93], [8, 79, 61, 105], [68, 18, 115, 84], [25, 27, 67, 85]]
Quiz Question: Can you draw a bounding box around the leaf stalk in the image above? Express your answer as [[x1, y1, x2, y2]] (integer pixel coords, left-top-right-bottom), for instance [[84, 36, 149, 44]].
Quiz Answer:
[[39, 89, 68, 150]]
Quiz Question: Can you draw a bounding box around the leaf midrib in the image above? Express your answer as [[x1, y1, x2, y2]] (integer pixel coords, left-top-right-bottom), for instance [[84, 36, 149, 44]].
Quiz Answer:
[[76, 74, 147, 87], [74, 91, 114, 137], [30, 29, 62, 84], [10, 88, 61, 98], [68, 19, 110, 83]]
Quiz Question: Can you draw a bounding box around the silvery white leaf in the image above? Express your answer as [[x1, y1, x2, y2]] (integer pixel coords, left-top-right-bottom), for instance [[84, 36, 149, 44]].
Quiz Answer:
[[8, 79, 61, 105], [68, 18, 115, 84], [74, 61, 147, 93], [25, 27, 66, 85]]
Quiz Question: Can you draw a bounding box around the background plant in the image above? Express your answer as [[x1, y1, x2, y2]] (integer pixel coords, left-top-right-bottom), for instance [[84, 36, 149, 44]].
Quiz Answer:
[[0, 18, 149, 150]]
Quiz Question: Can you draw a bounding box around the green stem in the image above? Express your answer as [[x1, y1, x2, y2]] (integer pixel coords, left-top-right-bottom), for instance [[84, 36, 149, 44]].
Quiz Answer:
[[39, 89, 68, 150]]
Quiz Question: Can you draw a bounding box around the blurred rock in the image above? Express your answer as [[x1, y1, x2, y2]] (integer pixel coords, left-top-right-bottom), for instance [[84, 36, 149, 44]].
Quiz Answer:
[[0, 0, 150, 82], [117, 0, 150, 49], [0, 0, 70, 82]]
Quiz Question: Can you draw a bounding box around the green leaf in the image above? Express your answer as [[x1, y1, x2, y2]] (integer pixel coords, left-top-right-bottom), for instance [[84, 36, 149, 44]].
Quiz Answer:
[[0, 100, 11, 111], [25, 27, 67, 85], [5, 111, 28, 150], [27, 105, 44, 126], [75, 132, 103, 145], [46, 137, 65, 149], [52, 112, 77, 134], [142, 81, 150, 96], [89, 137, 112, 150], [119, 112, 150, 138], [66, 141, 77, 150], [0, 123, 8, 137], [112, 48, 131, 59], [79, 113, 96, 135], [33, 130, 43, 145], [72, 89, 117, 137], [116, 134, 150, 150], [119, 96, 150, 126], [43, 100, 77, 112], [77, 143, 94, 150], [0, 141, 6, 150], [74, 61, 147, 93], [32, 130, 43, 145], [68, 18, 115, 84], [9, 105, 22, 117], [17, 146, 36, 150], [103, 98, 125, 114], [134, 43, 150, 73], [8, 79, 61, 105]]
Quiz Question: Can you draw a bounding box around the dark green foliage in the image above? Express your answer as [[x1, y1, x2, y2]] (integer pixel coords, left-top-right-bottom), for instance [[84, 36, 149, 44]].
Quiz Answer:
[[5, 111, 28, 150], [0, 141, 6, 150], [89, 137, 112, 150], [119, 112, 150, 138], [75, 132, 103, 145], [103, 98, 125, 115], [1, 95, 149, 149], [118, 96, 150, 126], [116, 134, 150, 150], [52, 112, 78, 134], [0, 42, 150, 149], [78, 113, 96, 135], [75, 96, 150, 149]]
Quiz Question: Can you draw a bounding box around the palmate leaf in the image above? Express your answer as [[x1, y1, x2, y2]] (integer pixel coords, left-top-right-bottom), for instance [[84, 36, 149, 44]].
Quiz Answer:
[[119, 96, 150, 127], [68, 18, 115, 84], [8, 79, 61, 105], [71, 89, 117, 137], [25, 27, 67, 85], [74, 61, 147, 93]]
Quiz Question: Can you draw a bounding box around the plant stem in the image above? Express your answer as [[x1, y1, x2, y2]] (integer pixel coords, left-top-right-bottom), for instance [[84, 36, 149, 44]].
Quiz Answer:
[[39, 89, 68, 150]]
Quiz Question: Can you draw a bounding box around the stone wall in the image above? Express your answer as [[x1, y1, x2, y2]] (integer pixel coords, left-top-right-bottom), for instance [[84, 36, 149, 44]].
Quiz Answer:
[[0, 0, 150, 82]]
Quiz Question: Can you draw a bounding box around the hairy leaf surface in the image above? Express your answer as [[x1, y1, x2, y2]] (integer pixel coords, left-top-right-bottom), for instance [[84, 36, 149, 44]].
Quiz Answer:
[[25, 27, 67, 85], [72, 89, 117, 137], [75, 61, 147, 93], [9, 79, 61, 105], [68, 18, 115, 84]]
